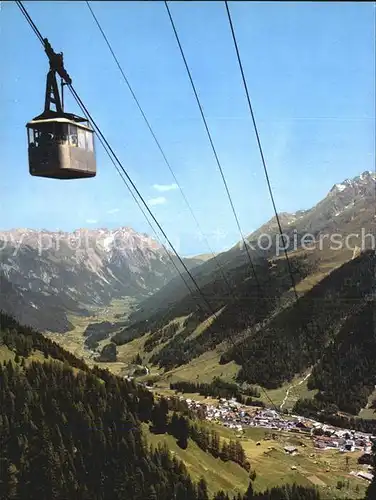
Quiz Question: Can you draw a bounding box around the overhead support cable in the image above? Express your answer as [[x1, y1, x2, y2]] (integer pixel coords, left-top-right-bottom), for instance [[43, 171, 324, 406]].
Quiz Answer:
[[73, 101, 197, 300], [85, 0, 237, 298], [16, 0, 282, 415], [224, 0, 325, 406], [164, 0, 262, 296], [163, 1, 287, 414], [68, 83, 220, 317], [15, 1, 196, 300], [16, 0, 44, 45], [15, 0, 213, 317], [224, 0, 299, 302]]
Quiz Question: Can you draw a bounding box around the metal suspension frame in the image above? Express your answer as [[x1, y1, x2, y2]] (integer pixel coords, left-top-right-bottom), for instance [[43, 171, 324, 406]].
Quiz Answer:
[[34, 38, 73, 119], [33, 38, 87, 124], [44, 69, 63, 114]]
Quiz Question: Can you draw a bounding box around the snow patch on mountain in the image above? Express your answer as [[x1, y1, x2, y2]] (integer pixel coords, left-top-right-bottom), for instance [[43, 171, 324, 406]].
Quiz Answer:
[[0, 225, 202, 332], [332, 184, 347, 193]]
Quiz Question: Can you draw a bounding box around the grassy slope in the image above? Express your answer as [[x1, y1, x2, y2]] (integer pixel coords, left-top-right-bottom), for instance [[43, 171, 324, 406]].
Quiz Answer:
[[189, 253, 218, 263], [358, 389, 376, 420], [0, 345, 81, 373], [156, 349, 239, 386], [0, 345, 15, 363], [0, 345, 50, 365], [256, 370, 318, 411], [61, 310, 241, 387], [241, 427, 367, 499], [52, 285, 373, 418], [143, 424, 249, 498], [143, 420, 368, 500]]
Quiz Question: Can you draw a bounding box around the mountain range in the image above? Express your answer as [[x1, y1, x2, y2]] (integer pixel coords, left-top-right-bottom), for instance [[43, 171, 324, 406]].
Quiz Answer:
[[1, 170, 374, 335], [1, 169, 376, 434], [0, 227, 202, 331], [122, 170, 375, 327], [107, 170, 375, 420], [247, 170, 375, 244]]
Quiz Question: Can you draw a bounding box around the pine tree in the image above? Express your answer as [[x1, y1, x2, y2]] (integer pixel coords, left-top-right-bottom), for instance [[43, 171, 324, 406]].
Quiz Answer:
[[244, 481, 254, 499], [175, 481, 190, 500], [210, 430, 220, 458], [228, 440, 237, 463], [197, 477, 209, 500], [151, 398, 169, 434], [221, 442, 230, 462], [169, 412, 180, 438], [177, 416, 189, 450], [235, 440, 246, 467], [0, 311, 327, 500], [213, 491, 230, 500], [138, 390, 154, 422], [133, 353, 143, 365]]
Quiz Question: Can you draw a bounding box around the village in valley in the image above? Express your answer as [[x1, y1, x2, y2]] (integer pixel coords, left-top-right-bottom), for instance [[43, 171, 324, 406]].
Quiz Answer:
[[176, 394, 376, 484]]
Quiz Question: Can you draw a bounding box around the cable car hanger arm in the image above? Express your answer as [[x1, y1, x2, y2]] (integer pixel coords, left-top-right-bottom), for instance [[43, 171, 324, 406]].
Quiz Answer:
[[43, 38, 72, 84], [36, 39, 86, 122]]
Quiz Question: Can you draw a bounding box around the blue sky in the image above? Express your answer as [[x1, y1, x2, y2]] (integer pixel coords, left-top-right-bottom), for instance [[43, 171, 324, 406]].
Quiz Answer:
[[1, 1, 374, 256]]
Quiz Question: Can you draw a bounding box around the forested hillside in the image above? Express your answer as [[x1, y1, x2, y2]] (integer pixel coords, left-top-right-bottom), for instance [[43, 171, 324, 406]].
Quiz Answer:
[[113, 251, 376, 421], [0, 273, 82, 333], [126, 171, 375, 331], [220, 251, 374, 392], [0, 312, 324, 500], [305, 300, 376, 414], [113, 252, 319, 368], [0, 313, 208, 500]]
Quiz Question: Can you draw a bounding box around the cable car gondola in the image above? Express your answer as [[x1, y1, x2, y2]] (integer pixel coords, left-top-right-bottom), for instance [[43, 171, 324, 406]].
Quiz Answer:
[[26, 39, 96, 179]]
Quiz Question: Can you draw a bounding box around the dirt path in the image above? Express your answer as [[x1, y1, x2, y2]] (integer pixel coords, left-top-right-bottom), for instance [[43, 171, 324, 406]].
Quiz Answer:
[[280, 372, 311, 411]]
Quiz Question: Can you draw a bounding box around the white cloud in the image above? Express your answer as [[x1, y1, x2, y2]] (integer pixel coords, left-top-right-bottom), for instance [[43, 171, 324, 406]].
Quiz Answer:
[[153, 183, 179, 192], [148, 197, 167, 206], [86, 219, 98, 224], [107, 208, 120, 214]]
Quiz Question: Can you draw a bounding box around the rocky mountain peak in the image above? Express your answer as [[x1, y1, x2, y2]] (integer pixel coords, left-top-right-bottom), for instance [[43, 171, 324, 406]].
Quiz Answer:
[[0, 225, 200, 332], [247, 170, 375, 243], [329, 170, 375, 195]]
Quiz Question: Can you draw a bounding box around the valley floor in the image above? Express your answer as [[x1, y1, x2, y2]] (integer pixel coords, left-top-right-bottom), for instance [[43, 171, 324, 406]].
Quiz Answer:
[[44, 299, 375, 500]]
